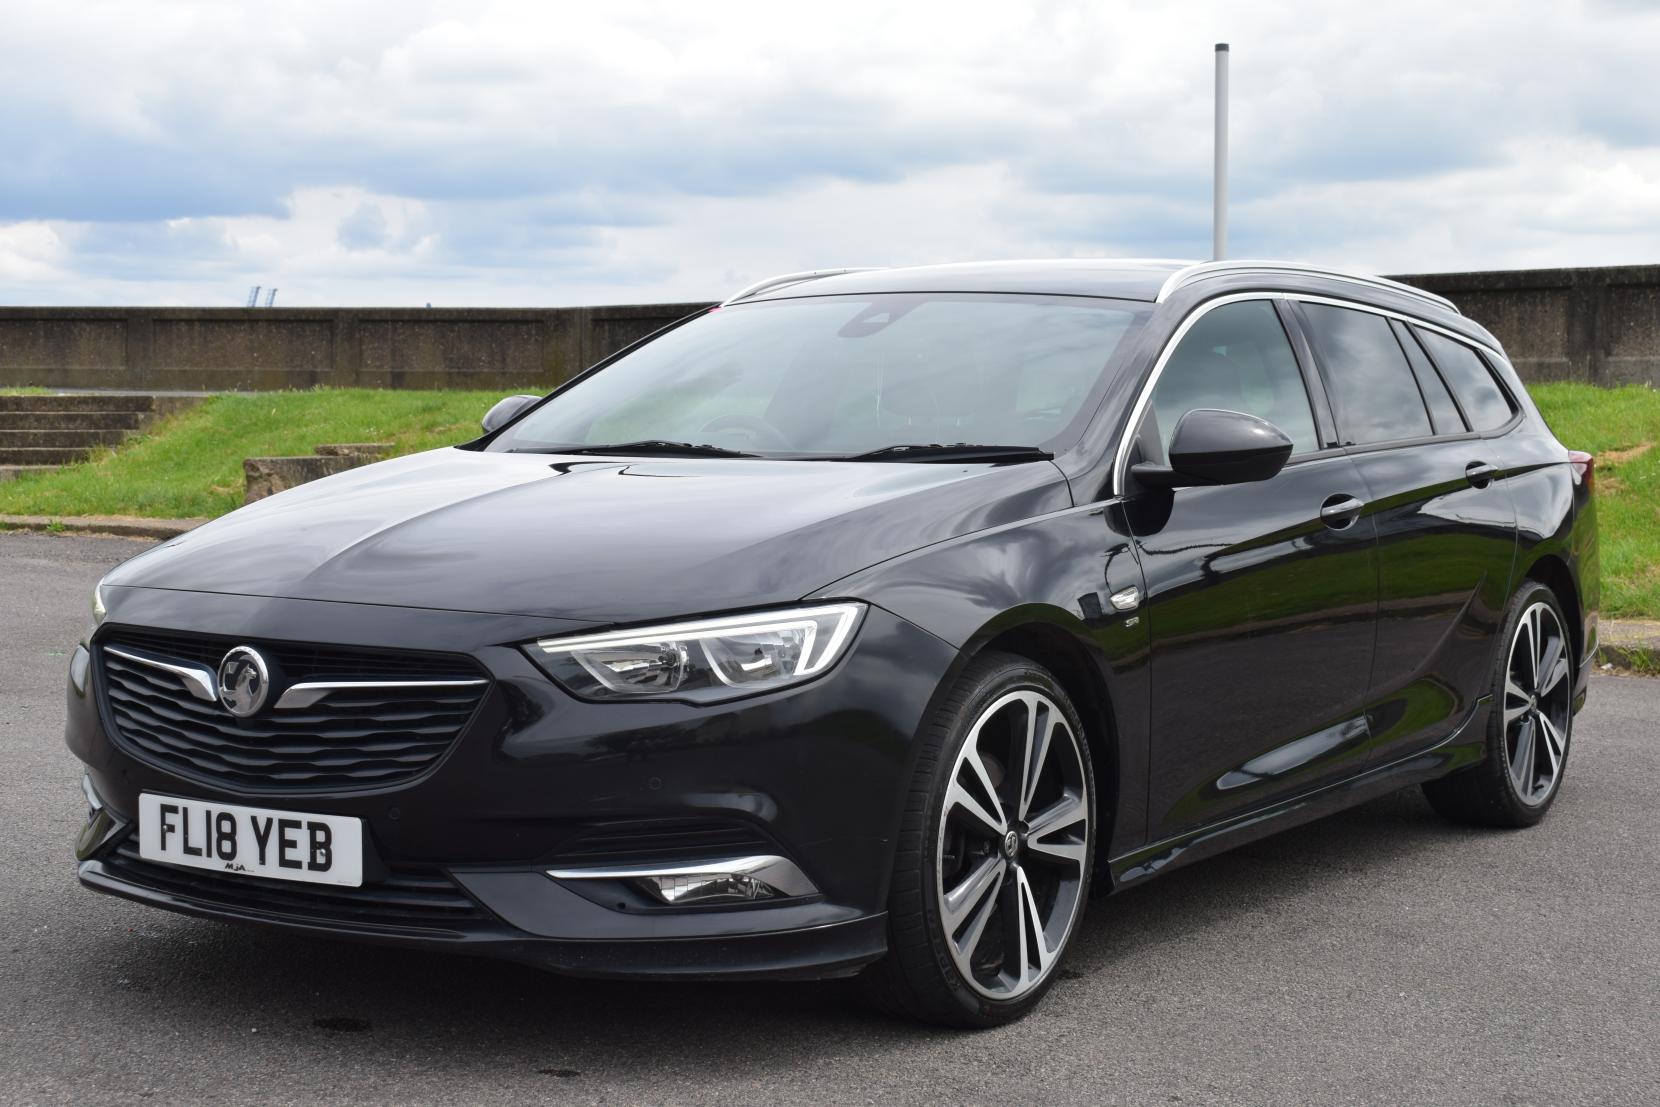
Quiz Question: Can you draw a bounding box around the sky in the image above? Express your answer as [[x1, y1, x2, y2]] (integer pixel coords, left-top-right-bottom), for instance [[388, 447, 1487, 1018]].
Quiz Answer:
[[2, 0, 1659, 307]]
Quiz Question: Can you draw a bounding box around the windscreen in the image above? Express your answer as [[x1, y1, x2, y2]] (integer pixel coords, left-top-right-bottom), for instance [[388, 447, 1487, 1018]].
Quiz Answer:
[[490, 293, 1145, 457]]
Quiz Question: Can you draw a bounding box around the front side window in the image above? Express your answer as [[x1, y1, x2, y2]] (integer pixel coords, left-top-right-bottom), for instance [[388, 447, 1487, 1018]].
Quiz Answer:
[[490, 294, 1144, 457], [1143, 299, 1319, 459], [1414, 328, 1517, 431], [1300, 303, 1432, 445]]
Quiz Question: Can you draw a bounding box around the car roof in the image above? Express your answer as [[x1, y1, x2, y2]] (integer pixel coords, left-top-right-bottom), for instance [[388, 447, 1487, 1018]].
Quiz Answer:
[[731, 258, 1502, 354], [739, 259, 1194, 303]]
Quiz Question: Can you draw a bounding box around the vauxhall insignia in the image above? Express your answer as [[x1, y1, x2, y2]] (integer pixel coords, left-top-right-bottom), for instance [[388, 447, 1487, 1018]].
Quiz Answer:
[[216, 646, 270, 717]]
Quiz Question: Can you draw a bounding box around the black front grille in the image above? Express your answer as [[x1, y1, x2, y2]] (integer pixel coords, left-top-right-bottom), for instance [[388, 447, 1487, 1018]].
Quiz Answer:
[[551, 818, 776, 866], [98, 631, 489, 792], [104, 837, 492, 933]]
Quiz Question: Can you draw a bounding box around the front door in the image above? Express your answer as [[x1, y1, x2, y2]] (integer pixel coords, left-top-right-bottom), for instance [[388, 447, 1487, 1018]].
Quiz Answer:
[[1123, 298, 1380, 841]]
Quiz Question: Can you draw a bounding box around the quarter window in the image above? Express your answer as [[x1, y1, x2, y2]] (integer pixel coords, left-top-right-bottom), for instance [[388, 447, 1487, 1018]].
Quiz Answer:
[[1415, 328, 1517, 431], [1392, 320, 1466, 436], [1144, 300, 1319, 459], [1300, 303, 1432, 445]]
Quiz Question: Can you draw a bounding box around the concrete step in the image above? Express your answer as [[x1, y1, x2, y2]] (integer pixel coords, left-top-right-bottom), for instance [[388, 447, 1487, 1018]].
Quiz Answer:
[[0, 394, 198, 414], [0, 464, 60, 483], [315, 442, 390, 458], [0, 429, 129, 449], [0, 411, 147, 431], [244, 455, 366, 502], [0, 447, 98, 465]]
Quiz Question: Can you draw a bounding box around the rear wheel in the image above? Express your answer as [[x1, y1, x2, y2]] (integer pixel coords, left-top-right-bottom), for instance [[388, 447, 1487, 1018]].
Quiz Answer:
[[861, 653, 1095, 1027], [1423, 582, 1574, 827]]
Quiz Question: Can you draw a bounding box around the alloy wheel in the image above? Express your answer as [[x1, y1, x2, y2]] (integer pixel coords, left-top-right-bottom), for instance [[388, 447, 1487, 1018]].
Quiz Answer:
[[936, 689, 1090, 1000], [1502, 601, 1572, 806]]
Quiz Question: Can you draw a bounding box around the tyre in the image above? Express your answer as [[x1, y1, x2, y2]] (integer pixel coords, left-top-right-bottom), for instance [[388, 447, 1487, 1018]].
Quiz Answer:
[[861, 652, 1096, 1027], [1423, 581, 1574, 828]]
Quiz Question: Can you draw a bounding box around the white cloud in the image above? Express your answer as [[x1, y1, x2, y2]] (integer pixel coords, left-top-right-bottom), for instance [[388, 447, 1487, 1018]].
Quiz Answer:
[[0, 222, 68, 282], [1, 0, 1658, 304]]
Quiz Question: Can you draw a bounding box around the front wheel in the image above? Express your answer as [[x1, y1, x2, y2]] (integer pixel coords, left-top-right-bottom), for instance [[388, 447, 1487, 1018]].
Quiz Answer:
[[1423, 581, 1574, 827], [861, 653, 1095, 1027]]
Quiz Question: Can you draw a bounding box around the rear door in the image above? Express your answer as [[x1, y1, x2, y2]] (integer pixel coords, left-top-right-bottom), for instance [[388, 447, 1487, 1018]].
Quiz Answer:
[[1123, 298, 1380, 841], [1293, 301, 1518, 765]]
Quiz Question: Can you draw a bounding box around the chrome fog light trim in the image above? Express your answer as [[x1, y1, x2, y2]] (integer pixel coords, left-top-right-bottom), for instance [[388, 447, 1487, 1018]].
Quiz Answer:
[[81, 773, 103, 815], [75, 774, 124, 862], [547, 854, 817, 903]]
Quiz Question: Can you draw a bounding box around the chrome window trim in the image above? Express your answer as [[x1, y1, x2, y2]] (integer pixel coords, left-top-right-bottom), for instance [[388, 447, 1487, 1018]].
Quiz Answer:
[[1112, 292, 1518, 495], [1409, 321, 1524, 433], [1156, 260, 1459, 315], [1110, 292, 1287, 495], [1291, 295, 1522, 448], [1289, 293, 1504, 362]]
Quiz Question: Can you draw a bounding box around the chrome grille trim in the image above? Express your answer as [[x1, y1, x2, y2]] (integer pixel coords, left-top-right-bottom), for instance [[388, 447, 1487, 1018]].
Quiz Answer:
[[96, 632, 490, 792], [102, 645, 217, 703], [275, 679, 488, 710]]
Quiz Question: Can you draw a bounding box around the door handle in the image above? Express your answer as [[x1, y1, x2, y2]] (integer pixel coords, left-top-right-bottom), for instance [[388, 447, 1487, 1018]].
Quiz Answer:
[[1465, 461, 1498, 487], [1320, 494, 1365, 529]]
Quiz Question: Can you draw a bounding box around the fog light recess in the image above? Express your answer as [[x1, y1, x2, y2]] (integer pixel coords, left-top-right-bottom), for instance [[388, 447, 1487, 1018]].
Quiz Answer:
[[547, 854, 817, 906], [643, 871, 776, 905]]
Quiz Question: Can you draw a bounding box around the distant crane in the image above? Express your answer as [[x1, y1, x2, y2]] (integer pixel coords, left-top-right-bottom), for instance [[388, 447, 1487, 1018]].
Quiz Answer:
[[264, 288, 278, 308], [246, 285, 261, 307]]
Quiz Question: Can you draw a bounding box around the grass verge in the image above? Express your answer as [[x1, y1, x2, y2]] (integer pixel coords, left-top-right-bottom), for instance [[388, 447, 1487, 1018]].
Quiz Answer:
[[1529, 383, 1660, 619], [0, 381, 1655, 619], [0, 389, 502, 519]]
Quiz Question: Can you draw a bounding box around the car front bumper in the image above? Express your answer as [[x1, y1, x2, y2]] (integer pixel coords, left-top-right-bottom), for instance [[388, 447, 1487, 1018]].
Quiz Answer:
[[66, 587, 959, 980]]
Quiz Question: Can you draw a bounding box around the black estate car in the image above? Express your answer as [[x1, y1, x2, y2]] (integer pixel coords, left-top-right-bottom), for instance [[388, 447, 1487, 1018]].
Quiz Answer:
[[68, 259, 1598, 1026]]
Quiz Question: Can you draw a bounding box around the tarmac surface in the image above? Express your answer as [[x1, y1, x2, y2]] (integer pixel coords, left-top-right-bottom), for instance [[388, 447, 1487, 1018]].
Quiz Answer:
[[2, 532, 1656, 1105]]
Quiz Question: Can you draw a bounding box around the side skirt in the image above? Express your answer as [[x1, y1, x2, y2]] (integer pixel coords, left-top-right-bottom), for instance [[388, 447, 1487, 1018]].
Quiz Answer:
[[1106, 696, 1491, 891]]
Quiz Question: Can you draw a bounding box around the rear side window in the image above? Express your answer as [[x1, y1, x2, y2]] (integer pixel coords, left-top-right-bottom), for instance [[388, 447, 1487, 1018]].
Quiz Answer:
[[1145, 299, 1319, 457], [1300, 303, 1431, 445], [1391, 319, 1466, 436], [1414, 328, 1517, 431]]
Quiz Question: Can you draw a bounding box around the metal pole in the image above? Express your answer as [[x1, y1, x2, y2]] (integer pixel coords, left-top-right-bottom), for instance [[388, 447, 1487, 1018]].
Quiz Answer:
[[1213, 43, 1229, 261]]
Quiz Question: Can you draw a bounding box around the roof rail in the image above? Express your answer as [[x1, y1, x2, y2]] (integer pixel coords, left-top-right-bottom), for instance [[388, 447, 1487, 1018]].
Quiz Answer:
[[721, 267, 886, 306], [1155, 260, 1460, 315]]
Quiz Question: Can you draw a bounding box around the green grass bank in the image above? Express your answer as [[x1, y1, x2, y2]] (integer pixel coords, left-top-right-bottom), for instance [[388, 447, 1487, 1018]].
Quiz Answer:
[[0, 389, 501, 520], [1528, 382, 1659, 619], [0, 382, 1655, 617]]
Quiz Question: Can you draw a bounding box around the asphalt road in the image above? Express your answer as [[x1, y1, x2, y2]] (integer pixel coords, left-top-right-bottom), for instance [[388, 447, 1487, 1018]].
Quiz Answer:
[[2, 531, 1656, 1106]]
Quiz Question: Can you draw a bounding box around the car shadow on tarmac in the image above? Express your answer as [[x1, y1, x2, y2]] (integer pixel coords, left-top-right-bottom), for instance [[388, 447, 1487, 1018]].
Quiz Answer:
[[85, 785, 1479, 1067]]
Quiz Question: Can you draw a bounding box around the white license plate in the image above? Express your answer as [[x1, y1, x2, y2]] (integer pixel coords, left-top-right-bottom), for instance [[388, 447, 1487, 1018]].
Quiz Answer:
[[138, 793, 363, 887]]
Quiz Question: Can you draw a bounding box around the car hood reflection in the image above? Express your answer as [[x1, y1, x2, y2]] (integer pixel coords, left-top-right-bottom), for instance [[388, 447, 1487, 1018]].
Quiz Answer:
[[104, 447, 1071, 622]]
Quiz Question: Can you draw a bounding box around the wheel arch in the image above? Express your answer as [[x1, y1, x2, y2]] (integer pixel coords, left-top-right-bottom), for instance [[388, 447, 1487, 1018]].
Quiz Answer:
[[955, 611, 1124, 876], [1522, 552, 1583, 670]]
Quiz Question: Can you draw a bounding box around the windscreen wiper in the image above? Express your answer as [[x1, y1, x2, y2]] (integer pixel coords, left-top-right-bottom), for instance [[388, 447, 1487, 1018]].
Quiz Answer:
[[837, 443, 1054, 463], [509, 440, 759, 458]]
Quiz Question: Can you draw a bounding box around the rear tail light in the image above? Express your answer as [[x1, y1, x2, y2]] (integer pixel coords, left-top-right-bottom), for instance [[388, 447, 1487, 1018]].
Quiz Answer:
[[1567, 450, 1595, 491]]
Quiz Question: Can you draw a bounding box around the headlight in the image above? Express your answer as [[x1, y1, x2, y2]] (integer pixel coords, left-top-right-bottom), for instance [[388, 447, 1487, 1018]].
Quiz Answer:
[[92, 580, 107, 625], [528, 603, 865, 703]]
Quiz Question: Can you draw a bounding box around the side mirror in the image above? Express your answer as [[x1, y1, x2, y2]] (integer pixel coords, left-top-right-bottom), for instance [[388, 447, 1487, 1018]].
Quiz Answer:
[[481, 394, 540, 434], [1131, 408, 1294, 491]]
